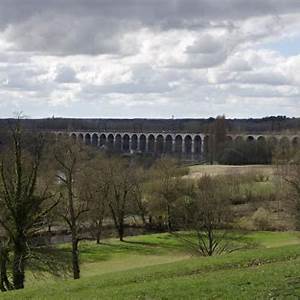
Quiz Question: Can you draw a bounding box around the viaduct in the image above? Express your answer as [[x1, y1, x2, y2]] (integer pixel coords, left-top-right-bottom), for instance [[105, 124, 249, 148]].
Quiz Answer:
[[55, 130, 300, 160]]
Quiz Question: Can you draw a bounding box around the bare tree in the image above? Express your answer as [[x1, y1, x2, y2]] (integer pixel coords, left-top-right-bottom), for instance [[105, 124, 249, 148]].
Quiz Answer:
[[84, 158, 110, 244], [175, 175, 234, 256], [148, 158, 188, 231], [54, 138, 90, 279], [132, 167, 149, 226], [105, 157, 137, 241]]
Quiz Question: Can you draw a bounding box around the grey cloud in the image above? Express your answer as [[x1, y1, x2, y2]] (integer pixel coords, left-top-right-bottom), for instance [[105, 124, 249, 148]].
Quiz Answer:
[[236, 70, 289, 86], [55, 66, 79, 83], [1, 0, 300, 55], [186, 35, 224, 54]]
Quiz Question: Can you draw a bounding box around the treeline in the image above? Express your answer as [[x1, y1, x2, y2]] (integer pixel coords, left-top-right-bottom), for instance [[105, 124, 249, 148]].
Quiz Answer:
[[0, 115, 299, 133], [204, 116, 299, 165]]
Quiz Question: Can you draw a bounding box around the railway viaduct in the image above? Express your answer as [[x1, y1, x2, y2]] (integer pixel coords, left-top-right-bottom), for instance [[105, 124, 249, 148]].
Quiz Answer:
[[55, 130, 300, 160]]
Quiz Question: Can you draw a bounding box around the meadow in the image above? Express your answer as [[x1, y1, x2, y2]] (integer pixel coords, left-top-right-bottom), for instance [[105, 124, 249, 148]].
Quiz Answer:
[[2, 231, 300, 299]]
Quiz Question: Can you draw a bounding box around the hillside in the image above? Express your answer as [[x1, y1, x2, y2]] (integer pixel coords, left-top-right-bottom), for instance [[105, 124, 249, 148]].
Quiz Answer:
[[2, 232, 300, 299]]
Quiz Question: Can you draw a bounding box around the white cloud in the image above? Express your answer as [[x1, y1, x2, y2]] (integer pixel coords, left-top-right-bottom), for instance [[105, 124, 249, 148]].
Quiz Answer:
[[0, 1, 300, 118]]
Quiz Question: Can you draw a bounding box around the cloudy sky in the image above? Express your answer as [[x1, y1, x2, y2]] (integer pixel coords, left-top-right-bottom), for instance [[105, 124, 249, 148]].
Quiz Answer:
[[0, 0, 300, 118]]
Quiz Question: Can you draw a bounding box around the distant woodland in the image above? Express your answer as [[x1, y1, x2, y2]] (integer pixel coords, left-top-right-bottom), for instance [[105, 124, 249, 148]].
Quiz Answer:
[[0, 116, 299, 133]]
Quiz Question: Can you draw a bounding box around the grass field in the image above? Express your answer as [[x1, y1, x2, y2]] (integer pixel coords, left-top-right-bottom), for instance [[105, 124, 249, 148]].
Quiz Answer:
[[188, 164, 275, 178], [2, 231, 300, 299]]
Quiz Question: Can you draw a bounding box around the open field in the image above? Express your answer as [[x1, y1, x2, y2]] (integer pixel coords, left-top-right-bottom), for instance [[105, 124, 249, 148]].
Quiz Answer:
[[2, 231, 300, 299], [188, 164, 276, 178]]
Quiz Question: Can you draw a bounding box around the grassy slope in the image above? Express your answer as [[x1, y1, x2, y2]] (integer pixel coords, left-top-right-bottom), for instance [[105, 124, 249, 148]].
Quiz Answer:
[[2, 232, 300, 299]]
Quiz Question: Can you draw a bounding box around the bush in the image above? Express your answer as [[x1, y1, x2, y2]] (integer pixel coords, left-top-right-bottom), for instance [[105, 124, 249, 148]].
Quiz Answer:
[[252, 207, 273, 230]]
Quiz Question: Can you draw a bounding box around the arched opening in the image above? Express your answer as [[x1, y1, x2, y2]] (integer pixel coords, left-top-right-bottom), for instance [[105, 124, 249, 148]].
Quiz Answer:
[[78, 133, 84, 143], [194, 135, 202, 158], [292, 137, 299, 149], [123, 134, 130, 152], [99, 134, 106, 147], [115, 134, 122, 152], [92, 133, 98, 146], [156, 135, 164, 154], [165, 135, 173, 153], [280, 137, 290, 153], [247, 136, 255, 143], [184, 135, 192, 158], [107, 134, 114, 151], [131, 134, 138, 151], [139, 134, 146, 152], [148, 135, 155, 153], [71, 133, 77, 143], [268, 136, 278, 149], [85, 133, 91, 145], [257, 136, 266, 144], [175, 135, 183, 156]]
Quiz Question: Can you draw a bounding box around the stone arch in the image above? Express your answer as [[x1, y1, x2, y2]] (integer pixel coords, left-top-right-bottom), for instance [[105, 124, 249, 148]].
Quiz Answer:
[[123, 134, 130, 152], [257, 136, 266, 144], [71, 133, 77, 142], [139, 134, 146, 152], [78, 133, 84, 143], [148, 134, 155, 152], [184, 135, 192, 154], [92, 133, 98, 146], [165, 135, 173, 153], [194, 135, 202, 156], [246, 136, 255, 143], [99, 134, 106, 147], [175, 135, 183, 155], [280, 136, 290, 151], [107, 134, 114, 151], [131, 134, 138, 151], [268, 136, 278, 148], [156, 135, 164, 154], [85, 133, 91, 145], [115, 134, 122, 152]]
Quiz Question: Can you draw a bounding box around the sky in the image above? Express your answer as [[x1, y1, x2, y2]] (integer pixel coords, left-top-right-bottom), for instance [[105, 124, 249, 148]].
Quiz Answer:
[[0, 0, 300, 119]]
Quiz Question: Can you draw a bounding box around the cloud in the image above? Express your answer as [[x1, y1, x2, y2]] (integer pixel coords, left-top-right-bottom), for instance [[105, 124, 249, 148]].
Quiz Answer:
[[55, 66, 79, 83], [0, 1, 300, 118]]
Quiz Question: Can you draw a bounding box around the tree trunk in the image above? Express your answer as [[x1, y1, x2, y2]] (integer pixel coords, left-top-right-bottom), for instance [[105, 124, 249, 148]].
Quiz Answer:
[[167, 204, 172, 232], [71, 238, 80, 279], [12, 238, 26, 289], [96, 221, 103, 244], [118, 225, 124, 242], [0, 247, 13, 292]]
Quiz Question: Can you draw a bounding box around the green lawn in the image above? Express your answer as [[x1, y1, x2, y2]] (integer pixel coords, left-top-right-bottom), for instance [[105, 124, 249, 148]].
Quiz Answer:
[[2, 231, 300, 299]]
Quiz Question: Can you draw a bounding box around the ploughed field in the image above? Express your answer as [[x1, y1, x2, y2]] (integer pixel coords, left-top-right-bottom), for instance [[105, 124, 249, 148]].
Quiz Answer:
[[3, 231, 300, 299]]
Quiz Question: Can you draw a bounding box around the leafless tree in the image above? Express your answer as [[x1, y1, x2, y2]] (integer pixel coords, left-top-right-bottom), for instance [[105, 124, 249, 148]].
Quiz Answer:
[[148, 158, 188, 231], [175, 175, 234, 256], [54, 137, 91, 279], [105, 157, 137, 241]]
